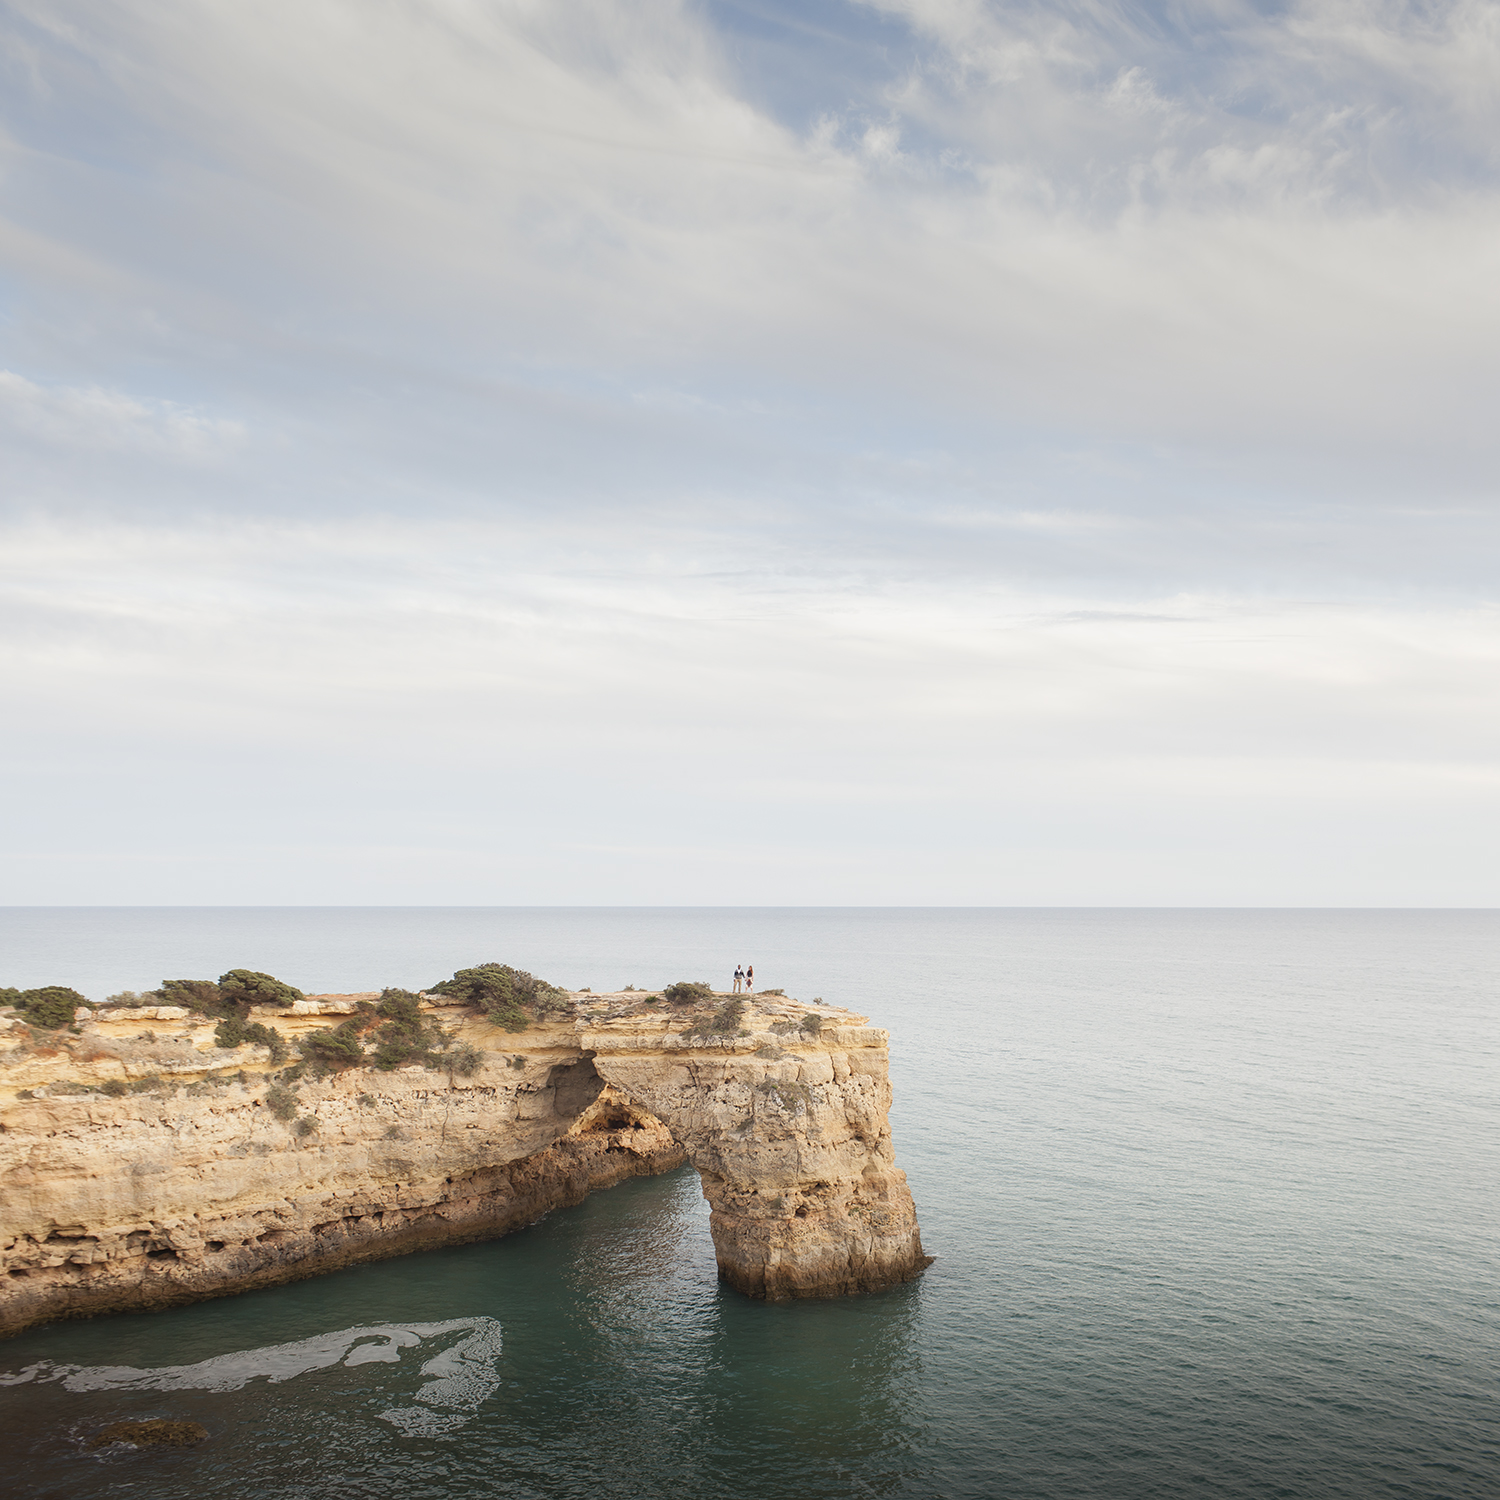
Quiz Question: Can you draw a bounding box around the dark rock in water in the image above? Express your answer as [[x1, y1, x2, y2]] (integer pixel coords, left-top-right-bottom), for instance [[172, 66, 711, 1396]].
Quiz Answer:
[[91, 1419, 208, 1448]]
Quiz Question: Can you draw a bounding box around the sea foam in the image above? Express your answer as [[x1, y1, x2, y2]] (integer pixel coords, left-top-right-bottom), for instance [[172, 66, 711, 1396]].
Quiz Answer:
[[0, 1317, 504, 1436]]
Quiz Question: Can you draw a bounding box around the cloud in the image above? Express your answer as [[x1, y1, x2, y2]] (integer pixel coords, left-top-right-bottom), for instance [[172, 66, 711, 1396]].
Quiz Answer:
[[0, 369, 243, 457], [1, 1, 1497, 901], [2, 0, 1498, 498], [2, 511, 1496, 902]]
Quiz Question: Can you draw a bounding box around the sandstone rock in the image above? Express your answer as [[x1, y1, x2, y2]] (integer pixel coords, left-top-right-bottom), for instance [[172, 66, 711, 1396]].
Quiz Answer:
[[586, 1008, 930, 1299], [94, 1006, 192, 1024], [0, 994, 927, 1335]]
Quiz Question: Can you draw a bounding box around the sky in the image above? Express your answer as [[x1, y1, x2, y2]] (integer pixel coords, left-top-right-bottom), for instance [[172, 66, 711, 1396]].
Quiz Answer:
[[1, 0, 1497, 905]]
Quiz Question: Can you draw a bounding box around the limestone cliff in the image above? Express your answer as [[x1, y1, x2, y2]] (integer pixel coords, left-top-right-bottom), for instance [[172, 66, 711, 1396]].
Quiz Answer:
[[0, 991, 928, 1337]]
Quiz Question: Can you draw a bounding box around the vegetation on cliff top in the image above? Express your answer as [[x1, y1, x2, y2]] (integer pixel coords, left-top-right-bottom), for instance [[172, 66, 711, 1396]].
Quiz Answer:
[[6, 959, 550, 1078], [428, 963, 569, 1031], [218, 969, 305, 1007], [662, 981, 714, 1006], [684, 997, 747, 1037], [291, 991, 484, 1077], [3, 985, 91, 1030]]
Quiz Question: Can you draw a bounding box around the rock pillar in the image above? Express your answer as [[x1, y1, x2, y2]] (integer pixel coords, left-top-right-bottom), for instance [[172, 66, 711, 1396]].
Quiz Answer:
[[585, 1014, 930, 1298]]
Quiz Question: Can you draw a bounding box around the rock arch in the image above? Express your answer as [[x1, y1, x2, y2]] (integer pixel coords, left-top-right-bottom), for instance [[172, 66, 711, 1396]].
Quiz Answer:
[[584, 1019, 930, 1299]]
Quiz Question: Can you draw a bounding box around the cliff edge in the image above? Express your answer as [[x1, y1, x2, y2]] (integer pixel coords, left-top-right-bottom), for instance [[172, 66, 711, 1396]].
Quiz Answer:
[[0, 990, 928, 1336]]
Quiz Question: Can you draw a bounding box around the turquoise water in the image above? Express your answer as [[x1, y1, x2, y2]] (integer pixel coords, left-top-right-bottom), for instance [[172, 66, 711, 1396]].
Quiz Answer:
[[2, 908, 1497, 1498]]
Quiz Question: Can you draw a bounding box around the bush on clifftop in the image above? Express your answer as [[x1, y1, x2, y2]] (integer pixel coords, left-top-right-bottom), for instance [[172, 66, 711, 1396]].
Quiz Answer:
[[687, 997, 745, 1035], [156, 979, 227, 1014], [218, 969, 304, 1008], [428, 963, 569, 1030], [13, 986, 90, 1030], [662, 981, 714, 1006]]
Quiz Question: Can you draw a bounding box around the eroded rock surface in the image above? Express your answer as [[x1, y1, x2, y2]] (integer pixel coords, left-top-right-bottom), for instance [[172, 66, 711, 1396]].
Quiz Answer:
[[583, 998, 929, 1298], [0, 992, 926, 1335]]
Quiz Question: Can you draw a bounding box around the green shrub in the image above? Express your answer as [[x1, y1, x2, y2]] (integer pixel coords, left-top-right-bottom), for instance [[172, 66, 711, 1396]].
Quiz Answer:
[[218, 970, 304, 1008], [157, 979, 227, 1015], [684, 997, 746, 1037], [0, 986, 21, 1009], [299, 1020, 365, 1071], [799, 1013, 824, 1036], [214, 1014, 246, 1048], [662, 981, 713, 1006], [428, 963, 569, 1025], [103, 991, 152, 1008], [214, 1015, 288, 1063], [264, 1083, 298, 1121], [442, 1041, 483, 1079], [370, 989, 442, 1070], [492, 1001, 530, 1032], [101, 1078, 129, 1097], [16, 986, 90, 1030], [377, 989, 423, 1020]]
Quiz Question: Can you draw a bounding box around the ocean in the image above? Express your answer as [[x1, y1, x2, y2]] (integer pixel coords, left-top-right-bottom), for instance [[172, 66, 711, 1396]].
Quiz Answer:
[[1, 907, 1496, 1498]]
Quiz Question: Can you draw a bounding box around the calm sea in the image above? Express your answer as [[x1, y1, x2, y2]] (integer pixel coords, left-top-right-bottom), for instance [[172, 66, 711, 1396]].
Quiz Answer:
[[1, 908, 1496, 1499]]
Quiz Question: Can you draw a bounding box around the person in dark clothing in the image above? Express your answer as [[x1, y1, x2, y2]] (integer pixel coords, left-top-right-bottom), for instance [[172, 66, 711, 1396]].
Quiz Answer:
[[745, 964, 753, 993], [733, 966, 743, 994]]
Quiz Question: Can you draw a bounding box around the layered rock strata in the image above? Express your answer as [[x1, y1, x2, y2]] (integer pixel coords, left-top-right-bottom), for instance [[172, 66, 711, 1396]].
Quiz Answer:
[[0, 991, 927, 1336], [583, 1002, 929, 1298]]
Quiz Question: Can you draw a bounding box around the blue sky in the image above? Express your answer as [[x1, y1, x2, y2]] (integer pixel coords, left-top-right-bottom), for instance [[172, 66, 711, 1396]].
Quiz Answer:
[[2, 0, 1497, 903]]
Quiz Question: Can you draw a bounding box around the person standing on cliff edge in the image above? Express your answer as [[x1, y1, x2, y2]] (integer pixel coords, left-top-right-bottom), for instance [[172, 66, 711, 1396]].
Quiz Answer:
[[745, 964, 754, 993], [733, 965, 743, 994]]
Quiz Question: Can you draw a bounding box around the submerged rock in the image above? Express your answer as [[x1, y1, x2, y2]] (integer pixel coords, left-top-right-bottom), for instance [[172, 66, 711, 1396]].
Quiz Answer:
[[91, 1418, 208, 1448]]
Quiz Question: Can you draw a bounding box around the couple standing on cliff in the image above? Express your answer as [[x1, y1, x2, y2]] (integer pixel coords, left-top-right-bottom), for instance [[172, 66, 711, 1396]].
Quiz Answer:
[[733, 964, 753, 994]]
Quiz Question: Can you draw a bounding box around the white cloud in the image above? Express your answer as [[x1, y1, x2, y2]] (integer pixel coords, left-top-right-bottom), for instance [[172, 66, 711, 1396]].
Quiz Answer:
[[3, 0, 1498, 477], [1, 1, 1497, 900], [0, 370, 243, 458], [1, 514, 1496, 902]]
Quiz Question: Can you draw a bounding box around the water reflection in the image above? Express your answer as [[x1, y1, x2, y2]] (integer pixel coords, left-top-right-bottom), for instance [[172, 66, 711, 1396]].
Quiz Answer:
[[4, 1164, 925, 1500]]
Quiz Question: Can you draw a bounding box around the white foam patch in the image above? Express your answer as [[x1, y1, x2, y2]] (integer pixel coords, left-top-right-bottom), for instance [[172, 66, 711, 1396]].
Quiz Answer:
[[0, 1317, 503, 1436]]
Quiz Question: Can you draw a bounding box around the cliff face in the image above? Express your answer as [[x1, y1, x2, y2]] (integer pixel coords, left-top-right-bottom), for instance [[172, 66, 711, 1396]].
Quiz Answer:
[[0, 992, 927, 1337], [584, 1000, 929, 1298]]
